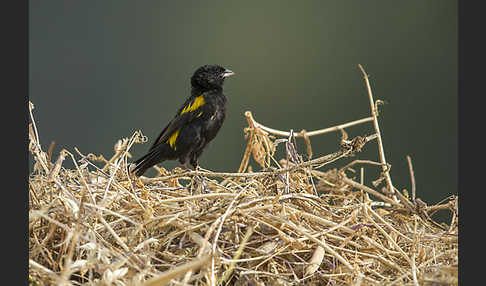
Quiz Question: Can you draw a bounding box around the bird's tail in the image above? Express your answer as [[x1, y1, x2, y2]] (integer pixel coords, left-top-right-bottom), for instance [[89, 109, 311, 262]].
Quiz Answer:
[[130, 149, 164, 177]]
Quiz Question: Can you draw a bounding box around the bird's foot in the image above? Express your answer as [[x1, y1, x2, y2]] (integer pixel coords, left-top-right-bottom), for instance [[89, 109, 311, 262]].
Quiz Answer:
[[188, 165, 209, 194], [196, 175, 208, 193]]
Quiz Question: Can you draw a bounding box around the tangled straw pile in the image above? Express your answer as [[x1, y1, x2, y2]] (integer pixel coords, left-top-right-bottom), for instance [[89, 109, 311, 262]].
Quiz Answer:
[[29, 66, 458, 286]]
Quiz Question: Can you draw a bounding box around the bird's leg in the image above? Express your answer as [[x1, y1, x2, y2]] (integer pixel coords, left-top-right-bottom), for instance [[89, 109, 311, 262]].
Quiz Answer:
[[195, 164, 209, 193], [178, 157, 193, 173], [190, 161, 208, 193], [179, 161, 196, 194], [182, 161, 205, 194], [182, 162, 191, 171]]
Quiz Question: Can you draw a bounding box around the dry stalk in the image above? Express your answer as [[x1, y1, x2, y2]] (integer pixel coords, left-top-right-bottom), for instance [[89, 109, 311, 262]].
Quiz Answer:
[[218, 226, 254, 284], [140, 255, 211, 286], [341, 176, 401, 207], [245, 110, 374, 138], [28, 66, 458, 286], [357, 64, 395, 198], [407, 155, 417, 202]]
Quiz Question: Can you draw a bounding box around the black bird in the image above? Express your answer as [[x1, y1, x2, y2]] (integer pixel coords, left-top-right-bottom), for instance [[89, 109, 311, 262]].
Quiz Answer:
[[131, 64, 235, 176]]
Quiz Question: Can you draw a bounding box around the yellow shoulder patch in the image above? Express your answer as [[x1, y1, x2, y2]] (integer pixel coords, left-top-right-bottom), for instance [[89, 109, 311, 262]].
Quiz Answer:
[[167, 129, 180, 150], [166, 96, 205, 150], [180, 95, 205, 115]]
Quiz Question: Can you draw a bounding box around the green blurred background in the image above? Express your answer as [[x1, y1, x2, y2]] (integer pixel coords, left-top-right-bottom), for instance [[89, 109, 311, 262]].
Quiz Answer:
[[29, 1, 457, 220]]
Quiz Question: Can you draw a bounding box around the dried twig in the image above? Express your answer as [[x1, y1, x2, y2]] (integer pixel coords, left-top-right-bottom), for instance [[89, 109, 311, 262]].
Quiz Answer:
[[407, 155, 417, 202], [245, 110, 374, 138], [357, 64, 395, 197], [141, 256, 211, 286]]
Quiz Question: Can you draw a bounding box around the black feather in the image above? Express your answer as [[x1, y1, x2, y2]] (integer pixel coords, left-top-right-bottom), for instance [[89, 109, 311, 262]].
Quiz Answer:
[[131, 64, 234, 176]]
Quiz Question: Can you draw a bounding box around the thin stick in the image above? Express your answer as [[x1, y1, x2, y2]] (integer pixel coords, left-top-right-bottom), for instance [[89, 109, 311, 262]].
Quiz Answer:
[[406, 155, 416, 201], [48, 149, 67, 181], [102, 133, 140, 201], [366, 204, 413, 243], [245, 111, 374, 138], [64, 150, 97, 205], [237, 129, 255, 173], [392, 186, 416, 212], [357, 64, 395, 197], [211, 186, 248, 284], [284, 205, 356, 234], [339, 159, 384, 174], [158, 193, 238, 203], [218, 226, 254, 285], [97, 214, 130, 253], [364, 205, 412, 265], [101, 141, 125, 172], [425, 203, 455, 212], [29, 259, 57, 278], [341, 177, 401, 207], [141, 255, 211, 286], [271, 215, 355, 272], [29, 102, 50, 174], [47, 141, 56, 163], [388, 249, 457, 285], [329, 245, 405, 274], [411, 215, 419, 286]]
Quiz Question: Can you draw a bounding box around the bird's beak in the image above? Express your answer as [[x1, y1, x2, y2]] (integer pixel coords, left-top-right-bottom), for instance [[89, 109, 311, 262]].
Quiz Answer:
[[222, 69, 235, 78]]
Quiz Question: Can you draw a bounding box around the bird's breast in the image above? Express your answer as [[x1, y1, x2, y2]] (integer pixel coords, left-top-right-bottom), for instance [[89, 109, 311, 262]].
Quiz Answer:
[[203, 100, 226, 141]]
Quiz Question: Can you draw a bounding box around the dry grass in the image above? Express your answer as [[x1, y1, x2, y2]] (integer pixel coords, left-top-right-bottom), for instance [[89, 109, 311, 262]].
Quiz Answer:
[[29, 66, 458, 286]]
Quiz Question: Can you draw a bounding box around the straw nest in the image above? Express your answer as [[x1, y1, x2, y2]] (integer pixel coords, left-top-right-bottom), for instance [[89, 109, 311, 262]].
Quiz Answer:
[[29, 68, 458, 286]]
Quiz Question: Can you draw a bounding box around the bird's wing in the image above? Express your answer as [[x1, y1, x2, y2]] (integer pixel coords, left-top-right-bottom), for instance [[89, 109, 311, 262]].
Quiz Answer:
[[149, 93, 208, 151]]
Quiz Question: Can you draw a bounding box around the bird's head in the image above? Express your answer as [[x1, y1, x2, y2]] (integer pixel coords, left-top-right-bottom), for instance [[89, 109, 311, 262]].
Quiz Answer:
[[191, 64, 234, 91]]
